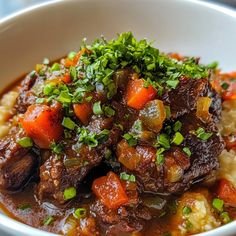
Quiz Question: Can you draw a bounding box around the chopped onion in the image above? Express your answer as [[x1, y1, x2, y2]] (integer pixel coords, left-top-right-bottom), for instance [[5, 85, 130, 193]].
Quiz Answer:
[[143, 195, 167, 210], [61, 214, 78, 235], [196, 97, 212, 122], [140, 99, 166, 133]]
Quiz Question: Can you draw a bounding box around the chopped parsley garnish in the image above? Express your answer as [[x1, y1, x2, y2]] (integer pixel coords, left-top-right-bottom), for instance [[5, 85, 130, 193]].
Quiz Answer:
[[68, 51, 77, 60], [69, 66, 77, 80], [63, 187, 77, 200], [18, 203, 31, 210], [104, 106, 115, 117], [73, 208, 87, 219], [165, 106, 171, 119], [77, 128, 109, 148], [212, 198, 224, 212], [120, 172, 136, 182], [183, 147, 191, 157], [62, 117, 76, 130], [166, 80, 179, 89], [195, 127, 213, 140], [185, 219, 193, 232], [104, 148, 112, 159], [35, 98, 45, 104], [221, 82, 229, 90], [172, 132, 184, 145], [220, 212, 231, 224], [123, 133, 138, 146], [156, 148, 165, 165], [50, 63, 60, 72], [182, 206, 192, 215], [173, 121, 182, 132], [43, 84, 54, 96], [50, 142, 64, 154], [207, 61, 218, 69], [43, 216, 54, 226], [157, 133, 170, 149], [17, 137, 33, 148], [93, 101, 103, 115]]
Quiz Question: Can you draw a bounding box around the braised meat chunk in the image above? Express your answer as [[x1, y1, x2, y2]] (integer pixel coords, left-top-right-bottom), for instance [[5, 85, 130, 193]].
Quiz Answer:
[[0, 130, 38, 191], [38, 143, 102, 204]]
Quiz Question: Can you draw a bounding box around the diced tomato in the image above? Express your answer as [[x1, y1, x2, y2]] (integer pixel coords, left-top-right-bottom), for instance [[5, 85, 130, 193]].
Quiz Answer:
[[73, 102, 92, 125], [92, 171, 129, 209], [217, 179, 236, 206], [20, 103, 63, 149], [125, 77, 157, 110]]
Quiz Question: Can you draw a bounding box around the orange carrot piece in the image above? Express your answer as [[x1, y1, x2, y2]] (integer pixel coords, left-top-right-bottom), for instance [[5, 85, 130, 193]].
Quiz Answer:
[[20, 103, 63, 149], [92, 171, 129, 209], [73, 102, 92, 125], [61, 73, 71, 84], [125, 78, 157, 110], [217, 179, 236, 206]]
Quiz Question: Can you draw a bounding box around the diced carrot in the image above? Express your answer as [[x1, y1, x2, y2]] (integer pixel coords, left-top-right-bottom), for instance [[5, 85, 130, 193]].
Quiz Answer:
[[220, 71, 236, 100], [61, 73, 71, 84], [64, 48, 91, 68], [210, 77, 222, 93], [169, 53, 184, 61], [217, 179, 236, 206], [73, 48, 91, 65], [73, 102, 92, 125], [125, 78, 157, 110], [20, 103, 63, 149], [64, 58, 75, 68], [116, 140, 141, 170], [223, 135, 236, 151], [92, 171, 129, 209], [222, 81, 236, 100]]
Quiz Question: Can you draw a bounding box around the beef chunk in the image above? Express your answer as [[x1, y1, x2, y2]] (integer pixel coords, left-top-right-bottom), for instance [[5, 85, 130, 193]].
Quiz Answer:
[[116, 114, 224, 195], [38, 144, 102, 204], [162, 77, 221, 121], [162, 77, 208, 118], [15, 73, 44, 113], [0, 130, 38, 191], [90, 200, 151, 235]]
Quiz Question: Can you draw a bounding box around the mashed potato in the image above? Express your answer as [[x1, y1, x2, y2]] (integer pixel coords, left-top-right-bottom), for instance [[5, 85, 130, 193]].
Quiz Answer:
[[0, 91, 18, 137], [218, 100, 236, 187], [219, 100, 236, 136], [171, 192, 220, 235], [218, 149, 236, 186]]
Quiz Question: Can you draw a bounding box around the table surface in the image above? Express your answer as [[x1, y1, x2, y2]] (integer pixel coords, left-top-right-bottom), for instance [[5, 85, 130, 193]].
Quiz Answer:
[[0, 0, 235, 235]]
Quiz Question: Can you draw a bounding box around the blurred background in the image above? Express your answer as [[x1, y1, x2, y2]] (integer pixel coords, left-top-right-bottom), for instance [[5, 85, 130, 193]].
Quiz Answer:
[[0, 0, 236, 19]]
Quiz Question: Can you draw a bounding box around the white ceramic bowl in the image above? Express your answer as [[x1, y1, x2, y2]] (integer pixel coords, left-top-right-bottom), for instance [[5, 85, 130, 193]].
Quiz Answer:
[[0, 0, 236, 235]]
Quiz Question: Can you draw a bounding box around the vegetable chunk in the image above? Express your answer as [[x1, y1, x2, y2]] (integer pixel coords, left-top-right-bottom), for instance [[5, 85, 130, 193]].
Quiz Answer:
[[20, 103, 63, 148], [92, 171, 128, 209], [126, 78, 157, 110]]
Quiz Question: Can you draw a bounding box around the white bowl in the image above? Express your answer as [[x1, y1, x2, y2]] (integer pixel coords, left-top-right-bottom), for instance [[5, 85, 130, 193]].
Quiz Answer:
[[0, 0, 236, 235]]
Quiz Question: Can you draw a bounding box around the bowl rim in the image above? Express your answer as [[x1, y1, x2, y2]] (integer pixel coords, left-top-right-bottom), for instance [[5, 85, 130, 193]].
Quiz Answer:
[[0, 0, 236, 235]]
